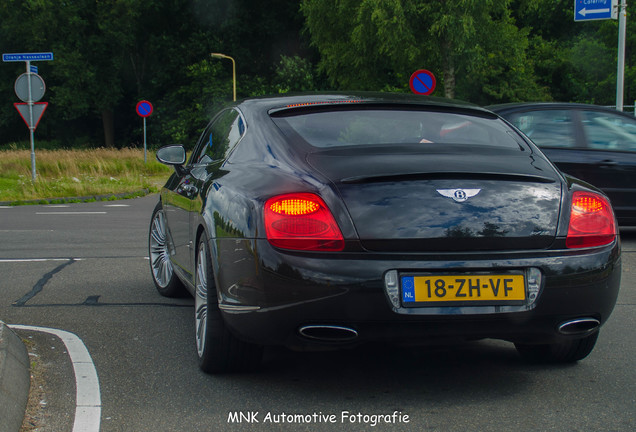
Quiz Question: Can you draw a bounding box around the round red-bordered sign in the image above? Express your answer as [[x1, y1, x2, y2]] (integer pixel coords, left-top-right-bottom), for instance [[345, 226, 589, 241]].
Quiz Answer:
[[409, 70, 436, 96], [136, 100, 153, 117]]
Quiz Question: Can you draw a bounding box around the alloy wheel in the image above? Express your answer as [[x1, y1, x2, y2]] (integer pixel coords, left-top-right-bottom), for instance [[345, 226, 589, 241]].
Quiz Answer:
[[149, 209, 173, 288], [195, 241, 208, 358]]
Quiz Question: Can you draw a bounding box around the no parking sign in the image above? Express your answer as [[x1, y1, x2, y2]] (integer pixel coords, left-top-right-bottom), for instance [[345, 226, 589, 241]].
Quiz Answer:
[[409, 70, 436, 96], [136, 100, 153, 117]]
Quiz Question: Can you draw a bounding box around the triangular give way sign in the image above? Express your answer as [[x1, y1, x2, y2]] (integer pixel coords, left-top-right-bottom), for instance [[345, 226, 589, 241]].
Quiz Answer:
[[14, 102, 48, 130]]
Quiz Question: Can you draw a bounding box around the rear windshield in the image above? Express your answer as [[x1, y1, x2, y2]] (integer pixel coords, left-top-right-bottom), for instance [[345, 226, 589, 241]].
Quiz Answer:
[[273, 109, 525, 150]]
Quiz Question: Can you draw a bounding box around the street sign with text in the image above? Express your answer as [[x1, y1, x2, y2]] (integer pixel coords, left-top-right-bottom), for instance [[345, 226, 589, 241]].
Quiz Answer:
[[2, 52, 54, 62], [574, 0, 618, 21]]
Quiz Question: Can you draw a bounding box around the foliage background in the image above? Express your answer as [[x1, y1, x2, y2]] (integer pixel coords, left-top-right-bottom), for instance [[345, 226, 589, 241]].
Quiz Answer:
[[0, 0, 633, 150]]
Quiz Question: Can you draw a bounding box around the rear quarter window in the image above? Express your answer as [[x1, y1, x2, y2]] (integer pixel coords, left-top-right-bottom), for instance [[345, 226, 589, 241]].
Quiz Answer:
[[505, 110, 576, 148], [581, 110, 636, 152]]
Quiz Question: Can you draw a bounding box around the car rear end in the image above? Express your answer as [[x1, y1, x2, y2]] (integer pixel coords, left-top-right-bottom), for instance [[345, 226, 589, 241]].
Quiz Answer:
[[218, 97, 621, 359]]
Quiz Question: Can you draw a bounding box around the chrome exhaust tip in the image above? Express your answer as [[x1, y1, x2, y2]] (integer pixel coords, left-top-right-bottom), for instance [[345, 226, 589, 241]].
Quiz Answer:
[[298, 325, 359, 342], [558, 318, 600, 335]]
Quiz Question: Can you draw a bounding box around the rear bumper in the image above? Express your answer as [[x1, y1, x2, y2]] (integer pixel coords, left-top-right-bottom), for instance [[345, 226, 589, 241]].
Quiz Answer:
[[216, 238, 621, 349]]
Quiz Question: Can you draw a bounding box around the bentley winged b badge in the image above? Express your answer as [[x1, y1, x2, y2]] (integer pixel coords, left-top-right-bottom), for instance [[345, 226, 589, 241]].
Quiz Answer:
[[436, 188, 481, 202]]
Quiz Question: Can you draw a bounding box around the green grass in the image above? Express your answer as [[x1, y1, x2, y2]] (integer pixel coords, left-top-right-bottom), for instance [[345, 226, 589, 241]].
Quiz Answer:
[[0, 148, 173, 204]]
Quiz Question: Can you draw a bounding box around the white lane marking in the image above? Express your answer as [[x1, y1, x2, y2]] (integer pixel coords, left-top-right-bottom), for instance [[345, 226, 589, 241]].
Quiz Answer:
[[103, 204, 129, 207], [9, 325, 101, 432], [35, 212, 107, 215], [0, 258, 84, 263], [0, 206, 12, 209], [46, 205, 70, 208]]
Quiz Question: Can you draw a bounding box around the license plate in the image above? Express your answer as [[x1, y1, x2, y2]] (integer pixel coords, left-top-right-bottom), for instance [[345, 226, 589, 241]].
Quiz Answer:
[[401, 273, 526, 306]]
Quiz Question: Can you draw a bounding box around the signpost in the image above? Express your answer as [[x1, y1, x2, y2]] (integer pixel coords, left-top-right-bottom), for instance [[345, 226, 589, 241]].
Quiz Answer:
[[136, 100, 153, 163], [409, 70, 436, 96], [3, 52, 54, 181], [573, 1, 626, 111]]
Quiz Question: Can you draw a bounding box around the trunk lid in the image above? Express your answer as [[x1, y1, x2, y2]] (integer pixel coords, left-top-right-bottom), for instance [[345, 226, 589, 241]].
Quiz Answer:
[[308, 145, 563, 251]]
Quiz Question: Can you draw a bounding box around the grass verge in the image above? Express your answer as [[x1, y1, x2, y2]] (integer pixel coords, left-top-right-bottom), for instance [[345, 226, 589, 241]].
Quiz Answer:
[[0, 148, 172, 204]]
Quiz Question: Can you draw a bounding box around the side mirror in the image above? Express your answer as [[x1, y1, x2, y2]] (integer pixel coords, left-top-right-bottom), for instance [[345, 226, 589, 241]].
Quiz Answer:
[[156, 145, 186, 166]]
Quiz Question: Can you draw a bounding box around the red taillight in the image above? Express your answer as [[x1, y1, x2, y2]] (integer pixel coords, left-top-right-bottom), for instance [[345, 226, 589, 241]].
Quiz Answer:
[[566, 191, 616, 248], [264, 193, 345, 251]]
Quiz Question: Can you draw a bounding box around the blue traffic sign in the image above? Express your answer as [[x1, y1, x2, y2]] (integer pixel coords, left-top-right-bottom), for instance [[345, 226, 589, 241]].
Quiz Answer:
[[2, 52, 54, 62], [575, 0, 617, 21], [136, 100, 153, 117], [409, 69, 436, 96]]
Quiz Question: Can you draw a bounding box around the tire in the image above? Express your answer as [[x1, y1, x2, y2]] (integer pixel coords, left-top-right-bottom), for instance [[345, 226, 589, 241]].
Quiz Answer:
[[515, 331, 599, 363], [194, 236, 263, 374], [149, 202, 185, 297]]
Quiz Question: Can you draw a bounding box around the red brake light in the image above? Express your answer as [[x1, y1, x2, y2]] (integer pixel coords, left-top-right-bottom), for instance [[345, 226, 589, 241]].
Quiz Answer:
[[264, 193, 345, 251], [566, 191, 616, 248]]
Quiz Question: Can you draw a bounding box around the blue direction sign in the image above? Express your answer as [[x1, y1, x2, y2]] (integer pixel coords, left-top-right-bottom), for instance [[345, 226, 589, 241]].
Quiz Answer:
[[2, 52, 54, 62], [575, 0, 617, 21]]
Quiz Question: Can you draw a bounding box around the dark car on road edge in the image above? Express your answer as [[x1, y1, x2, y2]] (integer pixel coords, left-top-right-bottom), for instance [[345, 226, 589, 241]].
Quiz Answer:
[[490, 102, 636, 226]]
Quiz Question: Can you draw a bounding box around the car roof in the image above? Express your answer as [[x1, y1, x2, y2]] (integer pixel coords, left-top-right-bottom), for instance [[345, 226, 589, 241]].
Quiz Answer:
[[488, 102, 633, 117]]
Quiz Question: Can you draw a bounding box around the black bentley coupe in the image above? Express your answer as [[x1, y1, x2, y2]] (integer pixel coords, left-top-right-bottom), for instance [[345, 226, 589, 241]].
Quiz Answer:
[[149, 93, 621, 373]]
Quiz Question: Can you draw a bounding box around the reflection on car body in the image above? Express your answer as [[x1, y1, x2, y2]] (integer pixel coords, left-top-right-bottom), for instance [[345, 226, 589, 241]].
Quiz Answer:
[[149, 93, 621, 373], [490, 102, 636, 226]]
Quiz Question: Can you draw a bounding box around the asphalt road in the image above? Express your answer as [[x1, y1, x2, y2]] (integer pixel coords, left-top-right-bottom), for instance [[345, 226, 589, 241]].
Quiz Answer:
[[0, 195, 634, 432]]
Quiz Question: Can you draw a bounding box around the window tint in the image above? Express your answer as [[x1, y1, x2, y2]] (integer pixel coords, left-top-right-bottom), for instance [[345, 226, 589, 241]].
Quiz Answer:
[[506, 110, 576, 148], [193, 109, 245, 165], [581, 110, 636, 152], [275, 109, 523, 150]]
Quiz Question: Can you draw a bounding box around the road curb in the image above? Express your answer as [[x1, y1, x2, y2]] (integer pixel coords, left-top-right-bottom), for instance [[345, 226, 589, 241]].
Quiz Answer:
[[0, 321, 30, 432], [0, 188, 150, 207]]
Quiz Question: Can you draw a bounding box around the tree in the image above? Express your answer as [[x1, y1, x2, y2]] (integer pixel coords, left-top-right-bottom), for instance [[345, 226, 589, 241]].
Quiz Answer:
[[274, 55, 317, 93], [513, 0, 636, 106], [33, 0, 139, 147], [302, 0, 547, 103], [1, 0, 311, 148], [0, 0, 219, 147]]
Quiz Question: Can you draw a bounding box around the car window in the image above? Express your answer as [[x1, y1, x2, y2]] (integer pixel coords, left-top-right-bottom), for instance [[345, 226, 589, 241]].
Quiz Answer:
[[274, 109, 524, 150], [192, 109, 246, 165], [506, 110, 576, 148], [580, 110, 636, 152]]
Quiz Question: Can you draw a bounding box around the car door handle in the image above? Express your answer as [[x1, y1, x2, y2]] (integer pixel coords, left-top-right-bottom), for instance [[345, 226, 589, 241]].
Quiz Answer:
[[598, 159, 618, 167]]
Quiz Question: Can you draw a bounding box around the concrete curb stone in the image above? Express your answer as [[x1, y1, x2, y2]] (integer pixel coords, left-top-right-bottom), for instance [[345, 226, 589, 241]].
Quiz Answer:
[[0, 321, 30, 432], [0, 188, 150, 207]]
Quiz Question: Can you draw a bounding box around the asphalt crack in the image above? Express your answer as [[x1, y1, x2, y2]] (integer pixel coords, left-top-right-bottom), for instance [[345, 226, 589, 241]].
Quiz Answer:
[[12, 259, 76, 307]]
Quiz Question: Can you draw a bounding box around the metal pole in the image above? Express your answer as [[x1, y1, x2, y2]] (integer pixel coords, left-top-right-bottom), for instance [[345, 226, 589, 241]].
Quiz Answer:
[[230, 56, 236, 102], [26, 60, 36, 181], [616, 0, 627, 111], [143, 117, 147, 164], [210, 53, 237, 101]]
